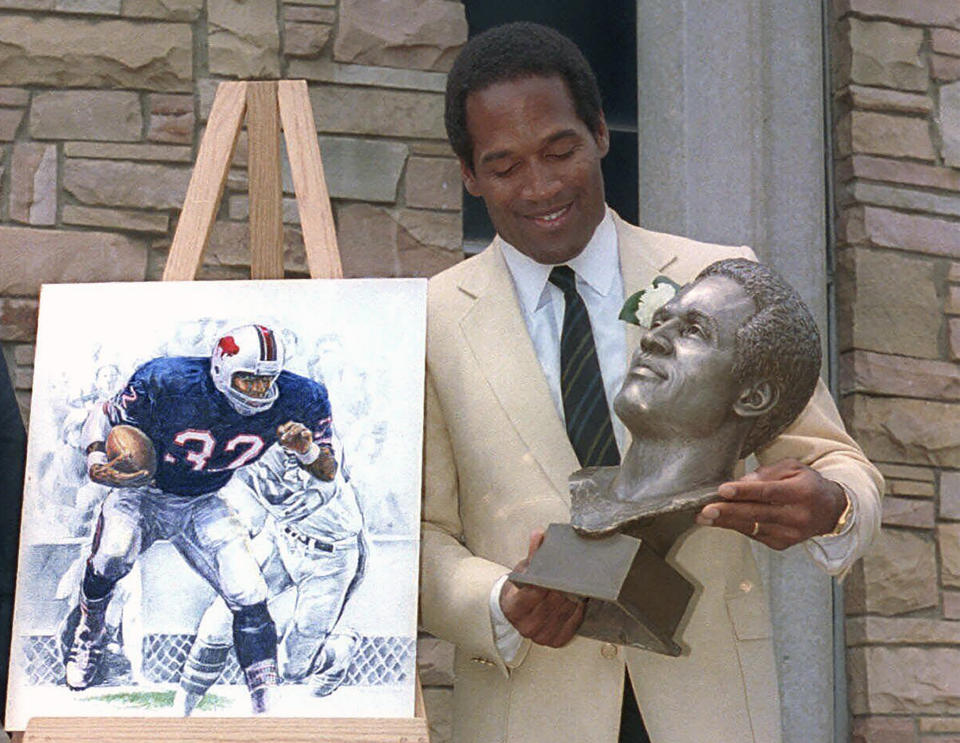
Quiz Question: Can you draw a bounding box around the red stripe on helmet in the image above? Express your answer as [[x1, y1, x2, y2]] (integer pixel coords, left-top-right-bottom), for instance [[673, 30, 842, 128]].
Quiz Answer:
[[256, 325, 277, 361]]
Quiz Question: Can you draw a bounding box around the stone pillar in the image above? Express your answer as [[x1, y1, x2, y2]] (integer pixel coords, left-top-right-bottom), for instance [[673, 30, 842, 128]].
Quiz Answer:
[[832, 1, 960, 740], [637, 1, 835, 741]]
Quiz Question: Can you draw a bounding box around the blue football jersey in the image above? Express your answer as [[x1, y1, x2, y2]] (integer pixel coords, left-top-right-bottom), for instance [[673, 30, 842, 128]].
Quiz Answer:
[[106, 357, 332, 496]]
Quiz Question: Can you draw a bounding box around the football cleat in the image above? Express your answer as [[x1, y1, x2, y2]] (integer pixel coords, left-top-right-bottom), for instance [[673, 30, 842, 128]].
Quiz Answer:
[[65, 595, 110, 691], [171, 688, 204, 717], [249, 685, 276, 716], [311, 666, 349, 698], [210, 325, 285, 416], [310, 631, 358, 698], [243, 658, 279, 714], [173, 642, 232, 716]]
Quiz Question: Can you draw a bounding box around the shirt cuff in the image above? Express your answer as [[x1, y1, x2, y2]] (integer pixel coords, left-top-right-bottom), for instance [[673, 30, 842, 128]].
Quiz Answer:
[[489, 574, 531, 669], [805, 482, 859, 578]]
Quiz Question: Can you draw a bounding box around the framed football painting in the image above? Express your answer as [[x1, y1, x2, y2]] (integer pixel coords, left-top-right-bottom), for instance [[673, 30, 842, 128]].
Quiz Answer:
[[6, 278, 426, 729]]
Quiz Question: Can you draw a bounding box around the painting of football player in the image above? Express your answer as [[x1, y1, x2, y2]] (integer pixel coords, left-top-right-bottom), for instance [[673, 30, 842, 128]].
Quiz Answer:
[[172, 436, 366, 715], [66, 323, 337, 714]]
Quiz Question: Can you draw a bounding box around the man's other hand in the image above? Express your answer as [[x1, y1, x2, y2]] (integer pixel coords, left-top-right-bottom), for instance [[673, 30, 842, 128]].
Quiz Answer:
[[500, 530, 585, 648], [694, 458, 847, 550]]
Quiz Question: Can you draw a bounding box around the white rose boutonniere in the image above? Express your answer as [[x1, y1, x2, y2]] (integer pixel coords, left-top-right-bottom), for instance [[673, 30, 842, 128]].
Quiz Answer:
[[618, 276, 681, 328]]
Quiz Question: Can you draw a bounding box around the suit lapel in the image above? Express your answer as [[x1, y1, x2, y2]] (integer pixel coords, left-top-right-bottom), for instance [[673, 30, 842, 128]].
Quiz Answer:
[[615, 214, 681, 360], [455, 218, 685, 500], [458, 241, 578, 498]]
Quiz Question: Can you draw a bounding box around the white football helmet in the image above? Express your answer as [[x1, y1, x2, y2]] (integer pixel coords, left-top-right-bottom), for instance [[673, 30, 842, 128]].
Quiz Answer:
[[210, 324, 285, 416]]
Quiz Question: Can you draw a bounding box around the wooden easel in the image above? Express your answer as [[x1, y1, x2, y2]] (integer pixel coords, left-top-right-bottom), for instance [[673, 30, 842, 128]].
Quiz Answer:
[[17, 80, 428, 743]]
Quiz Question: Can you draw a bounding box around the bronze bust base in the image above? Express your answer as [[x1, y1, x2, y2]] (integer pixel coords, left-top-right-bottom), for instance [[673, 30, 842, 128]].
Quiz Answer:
[[511, 469, 725, 656], [510, 523, 694, 656]]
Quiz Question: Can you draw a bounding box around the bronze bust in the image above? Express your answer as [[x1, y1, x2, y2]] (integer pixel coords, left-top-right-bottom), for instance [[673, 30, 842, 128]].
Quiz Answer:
[[572, 257, 822, 535], [512, 258, 823, 654]]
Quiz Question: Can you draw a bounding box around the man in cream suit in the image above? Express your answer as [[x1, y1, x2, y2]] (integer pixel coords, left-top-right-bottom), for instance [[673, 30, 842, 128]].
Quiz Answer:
[[421, 22, 882, 743]]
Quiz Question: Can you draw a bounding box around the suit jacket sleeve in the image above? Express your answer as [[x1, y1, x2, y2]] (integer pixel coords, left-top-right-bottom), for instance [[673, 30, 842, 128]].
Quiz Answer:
[[726, 246, 881, 577], [698, 242, 881, 577], [420, 371, 512, 670], [758, 379, 882, 578]]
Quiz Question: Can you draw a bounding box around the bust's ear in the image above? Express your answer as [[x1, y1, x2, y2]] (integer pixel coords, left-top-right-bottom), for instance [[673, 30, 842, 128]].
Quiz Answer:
[[733, 380, 778, 418]]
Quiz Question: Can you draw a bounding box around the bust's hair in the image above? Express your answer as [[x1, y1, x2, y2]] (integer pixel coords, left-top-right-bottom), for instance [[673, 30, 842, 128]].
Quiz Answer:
[[696, 258, 822, 457], [445, 22, 604, 168]]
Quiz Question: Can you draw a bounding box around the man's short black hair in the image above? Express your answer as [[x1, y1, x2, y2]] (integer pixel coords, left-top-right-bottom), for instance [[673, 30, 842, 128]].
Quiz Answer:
[[696, 258, 822, 457], [445, 22, 604, 168]]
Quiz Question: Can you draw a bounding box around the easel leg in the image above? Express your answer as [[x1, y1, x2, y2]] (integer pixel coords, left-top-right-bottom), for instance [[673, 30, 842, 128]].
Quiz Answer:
[[247, 81, 284, 280], [278, 80, 343, 279], [163, 81, 247, 282]]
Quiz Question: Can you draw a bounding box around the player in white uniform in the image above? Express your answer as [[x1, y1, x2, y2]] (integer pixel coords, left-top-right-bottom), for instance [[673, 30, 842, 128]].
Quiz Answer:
[[173, 434, 365, 715]]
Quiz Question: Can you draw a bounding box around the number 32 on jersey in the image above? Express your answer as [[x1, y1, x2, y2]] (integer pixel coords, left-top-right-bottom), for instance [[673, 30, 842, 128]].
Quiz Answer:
[[165, 430, 265, 472]]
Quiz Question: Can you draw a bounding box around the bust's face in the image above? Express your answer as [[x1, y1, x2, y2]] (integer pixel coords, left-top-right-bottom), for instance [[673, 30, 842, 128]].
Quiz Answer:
[[614, 275, 756, 439]]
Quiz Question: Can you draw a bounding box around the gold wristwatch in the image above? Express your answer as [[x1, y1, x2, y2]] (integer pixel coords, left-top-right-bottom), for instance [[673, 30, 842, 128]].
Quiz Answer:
[[825, 487, 852, 537]]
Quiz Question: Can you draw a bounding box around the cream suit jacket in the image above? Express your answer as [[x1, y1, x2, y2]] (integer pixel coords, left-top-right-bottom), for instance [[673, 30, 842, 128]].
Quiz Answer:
[[421, 214, 883, 743]]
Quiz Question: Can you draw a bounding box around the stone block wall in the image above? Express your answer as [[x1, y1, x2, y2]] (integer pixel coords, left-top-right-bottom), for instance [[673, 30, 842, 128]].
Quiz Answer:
[[832, 1, 960, 740], [0, 1, 463, 739], [0, 0, 466, 412]]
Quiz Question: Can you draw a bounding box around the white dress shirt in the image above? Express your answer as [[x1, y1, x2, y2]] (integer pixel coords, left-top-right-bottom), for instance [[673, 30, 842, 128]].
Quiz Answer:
[[499, 209, 628, 454], [490, 210, 625, 666]]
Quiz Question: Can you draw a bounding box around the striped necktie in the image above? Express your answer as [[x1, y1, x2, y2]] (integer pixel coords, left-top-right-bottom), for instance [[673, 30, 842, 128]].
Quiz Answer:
[[548, 265, 620, 468], [550, 266, 647, 741]]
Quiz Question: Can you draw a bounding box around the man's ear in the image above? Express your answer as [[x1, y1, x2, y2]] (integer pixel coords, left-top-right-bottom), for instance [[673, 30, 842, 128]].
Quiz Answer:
[[733, 380, 778, 419], [459, 157, 481, 197], [593, 113, 610, 158]]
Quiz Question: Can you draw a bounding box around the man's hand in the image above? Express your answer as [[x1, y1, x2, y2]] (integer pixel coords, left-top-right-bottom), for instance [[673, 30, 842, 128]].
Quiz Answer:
[[88, 456, 151, 488], [695, 458, 847, 550], [278, 421, 313, 455], [500, 530, 585, 648]]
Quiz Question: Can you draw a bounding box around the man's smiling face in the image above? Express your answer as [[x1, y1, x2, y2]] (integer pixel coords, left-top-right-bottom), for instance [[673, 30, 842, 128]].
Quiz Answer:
[[614, 275, 758, 440], [459, 75, 610, 265]]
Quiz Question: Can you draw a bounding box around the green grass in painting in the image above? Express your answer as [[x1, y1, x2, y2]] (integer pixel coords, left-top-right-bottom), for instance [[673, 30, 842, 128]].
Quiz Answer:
[[88, 690, 229, 711]]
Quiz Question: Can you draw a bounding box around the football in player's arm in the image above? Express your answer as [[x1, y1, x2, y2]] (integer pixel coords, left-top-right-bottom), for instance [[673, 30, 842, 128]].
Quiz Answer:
[[84, 423, 154, 489]]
